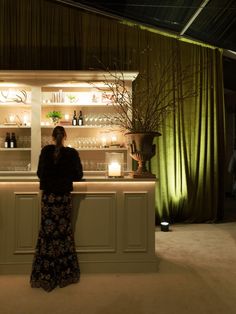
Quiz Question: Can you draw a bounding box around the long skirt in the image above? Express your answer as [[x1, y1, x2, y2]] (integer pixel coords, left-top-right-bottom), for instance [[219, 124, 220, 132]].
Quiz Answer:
[[30, 192, 80, 292]]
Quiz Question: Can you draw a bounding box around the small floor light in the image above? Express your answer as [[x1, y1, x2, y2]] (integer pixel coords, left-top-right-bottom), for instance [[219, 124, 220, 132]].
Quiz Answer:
[[161, 221, 169, 232]]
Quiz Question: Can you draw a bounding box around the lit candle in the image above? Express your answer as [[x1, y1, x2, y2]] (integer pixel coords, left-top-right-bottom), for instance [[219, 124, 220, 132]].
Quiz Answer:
[[108, 162, 121, 177], [64, 114, 69, 121], [111, 135, 117, 145], [101, 136, 107, 147], [9, 115, 15, 123], [23, 114, 29, 125]]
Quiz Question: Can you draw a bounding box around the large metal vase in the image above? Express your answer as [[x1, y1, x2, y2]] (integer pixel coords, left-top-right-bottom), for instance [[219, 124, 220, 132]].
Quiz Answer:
[[125, 132, 161, 178]]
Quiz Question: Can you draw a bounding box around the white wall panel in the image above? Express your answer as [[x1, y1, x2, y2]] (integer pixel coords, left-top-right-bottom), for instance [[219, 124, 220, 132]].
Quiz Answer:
[[73, 193, 116, 252], [14, 193, 39, 254], [123, 192, 148, 252]]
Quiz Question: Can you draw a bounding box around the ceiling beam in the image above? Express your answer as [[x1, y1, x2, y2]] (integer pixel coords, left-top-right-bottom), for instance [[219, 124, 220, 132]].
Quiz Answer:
[[51, 0, 125, 20], [180, 0, 211, 36]]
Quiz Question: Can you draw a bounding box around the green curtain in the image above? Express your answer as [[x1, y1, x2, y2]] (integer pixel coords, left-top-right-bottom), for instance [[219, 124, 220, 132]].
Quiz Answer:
[[0, 0, 225, 222], [151, 46, 225, 222]]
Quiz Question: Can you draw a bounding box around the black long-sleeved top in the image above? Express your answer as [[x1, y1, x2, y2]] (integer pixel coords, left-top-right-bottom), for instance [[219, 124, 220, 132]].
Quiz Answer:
[[37, 145, 83, 194]]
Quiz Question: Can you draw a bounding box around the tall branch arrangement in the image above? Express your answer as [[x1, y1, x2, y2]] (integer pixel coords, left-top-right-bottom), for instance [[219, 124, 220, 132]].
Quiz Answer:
[[93, 49, 201, 133]]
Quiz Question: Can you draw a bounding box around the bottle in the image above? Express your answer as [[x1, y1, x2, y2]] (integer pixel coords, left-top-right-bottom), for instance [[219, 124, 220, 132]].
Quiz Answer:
[[10, 132, 17, 148], [78, 110, 83, 126], [4, 132, 10, 148], [72, 110, 77, 126]]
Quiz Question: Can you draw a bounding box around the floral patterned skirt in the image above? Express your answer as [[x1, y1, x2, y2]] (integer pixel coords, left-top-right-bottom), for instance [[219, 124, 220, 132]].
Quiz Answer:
[[30, 192, 80, 292]]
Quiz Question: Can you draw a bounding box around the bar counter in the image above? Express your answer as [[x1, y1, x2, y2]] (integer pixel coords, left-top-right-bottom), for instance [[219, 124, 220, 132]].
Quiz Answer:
[[0, 173, 157, 274]]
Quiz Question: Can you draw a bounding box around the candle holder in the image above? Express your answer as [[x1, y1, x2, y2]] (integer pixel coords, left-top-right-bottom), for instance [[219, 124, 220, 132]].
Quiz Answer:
[[160, 222, 169, 232], [107, 161, 122, 178], [105, 152, 124, 178], [9, 115, 15, 123]]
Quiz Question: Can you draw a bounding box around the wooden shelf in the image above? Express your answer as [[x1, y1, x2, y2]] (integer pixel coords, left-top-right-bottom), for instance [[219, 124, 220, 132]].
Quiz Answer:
[[0, 148, 31, 151], [0, 125, 31, 129], [41, 102, 112, 107], [0, 103, 31, 108], [41, 125, 113, 129], [75, 147, 127, 151]]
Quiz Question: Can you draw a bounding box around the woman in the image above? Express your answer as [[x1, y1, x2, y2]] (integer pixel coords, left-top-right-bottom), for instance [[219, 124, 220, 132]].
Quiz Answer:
[[30, 126, 83, 292]]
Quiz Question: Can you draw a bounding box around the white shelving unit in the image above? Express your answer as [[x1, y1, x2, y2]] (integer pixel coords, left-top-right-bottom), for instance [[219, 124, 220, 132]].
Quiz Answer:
[[0, 85, 32, 171], [0, 70, 138, 174]]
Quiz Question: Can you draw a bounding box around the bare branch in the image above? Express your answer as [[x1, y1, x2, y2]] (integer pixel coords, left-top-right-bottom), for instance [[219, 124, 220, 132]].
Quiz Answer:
[[90, 51, 205, 133]]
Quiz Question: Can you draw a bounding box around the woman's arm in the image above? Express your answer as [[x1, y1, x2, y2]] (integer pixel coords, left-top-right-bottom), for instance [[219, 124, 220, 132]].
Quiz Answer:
[[72, 150, 83, 181], [36, 147, 47, 179]]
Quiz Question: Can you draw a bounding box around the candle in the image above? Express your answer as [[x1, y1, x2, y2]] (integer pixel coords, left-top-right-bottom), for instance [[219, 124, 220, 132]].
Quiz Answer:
[[111, 135, 117, 145], [108, 162, 121, 177], [101, 136, 107, 147], [9, 115, 15, 122], [23, 114, 29, 125], [64, 114, 69, 121]]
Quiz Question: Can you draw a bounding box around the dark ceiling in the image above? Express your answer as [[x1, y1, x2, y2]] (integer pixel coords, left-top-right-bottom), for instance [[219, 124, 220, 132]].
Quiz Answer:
[[54, 0, 236, 52], [53, 0, 236, 92]]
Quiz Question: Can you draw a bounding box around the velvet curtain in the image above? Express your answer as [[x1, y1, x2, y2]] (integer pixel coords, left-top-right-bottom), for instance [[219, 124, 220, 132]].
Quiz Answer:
[[0, 0, 225, 222], [151, 47, 225, 222]]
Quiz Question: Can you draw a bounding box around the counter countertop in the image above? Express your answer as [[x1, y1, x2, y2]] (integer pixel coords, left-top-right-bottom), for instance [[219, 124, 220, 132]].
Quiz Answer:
[[0, 171, 157, 182]]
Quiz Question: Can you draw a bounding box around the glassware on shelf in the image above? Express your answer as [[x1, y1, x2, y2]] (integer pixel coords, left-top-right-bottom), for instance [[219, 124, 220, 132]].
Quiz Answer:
[[96, 162, 106, 171], [18, 135, 31, 148], [0, 159, 30, 171], [84, 115, 89, 125], [14, 160, 31, 171], [41, 135, 51, 147], [0, 136, 4, 148]]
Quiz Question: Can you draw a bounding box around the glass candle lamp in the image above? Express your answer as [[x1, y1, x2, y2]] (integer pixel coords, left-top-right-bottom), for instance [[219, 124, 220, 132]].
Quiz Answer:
[[64, 114, 69, 121], [23, 114, 29, 126], [111, 135, 117, 145], [108, 162, 121, 177], [105, 152, 124, 178], [101, 136, 107, 148], [9, 115, 15, 123]]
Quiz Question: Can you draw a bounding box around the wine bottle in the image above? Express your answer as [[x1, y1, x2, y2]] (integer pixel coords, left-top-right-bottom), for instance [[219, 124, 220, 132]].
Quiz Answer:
[[72, 110, 77, 126], [78, 110, 83, 126], [4, 132, 10, 148], [10, 132, 17, 148]]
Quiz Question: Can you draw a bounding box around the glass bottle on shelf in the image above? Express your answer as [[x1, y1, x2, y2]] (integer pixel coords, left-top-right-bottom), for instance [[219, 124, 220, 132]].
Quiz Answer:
[[4, 132, 10, 148], [78, 110, 83, 126], [72, 110, 77, 126], [10, 132, 17, 148]]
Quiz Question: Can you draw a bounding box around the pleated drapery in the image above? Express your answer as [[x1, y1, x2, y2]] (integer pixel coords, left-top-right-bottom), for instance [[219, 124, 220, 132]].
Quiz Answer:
[[0, 0, 225, 222]]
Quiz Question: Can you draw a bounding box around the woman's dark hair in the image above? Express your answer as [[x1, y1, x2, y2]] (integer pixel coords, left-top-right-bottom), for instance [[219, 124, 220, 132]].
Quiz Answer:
[[52, 126, 66, 146], [52, 126, 66, 162]]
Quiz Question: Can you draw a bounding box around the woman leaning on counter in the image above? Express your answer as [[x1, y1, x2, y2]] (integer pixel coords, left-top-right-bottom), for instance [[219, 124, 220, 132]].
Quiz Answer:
[[30, 126, 83, 292]]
